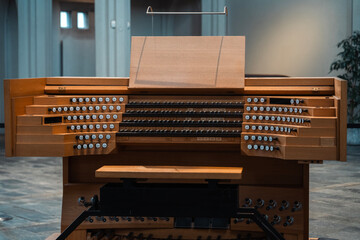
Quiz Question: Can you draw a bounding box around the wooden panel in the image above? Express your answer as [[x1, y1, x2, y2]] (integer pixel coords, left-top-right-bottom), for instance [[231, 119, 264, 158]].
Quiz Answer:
[[68, 153, 304, 186], [44, 85, 128, 94], [96, 165, 243, 180], [245, 77, 334, 86], [244, 86, 334, 95], [129, 36, 245, 90], [46, 77, 129, 86]]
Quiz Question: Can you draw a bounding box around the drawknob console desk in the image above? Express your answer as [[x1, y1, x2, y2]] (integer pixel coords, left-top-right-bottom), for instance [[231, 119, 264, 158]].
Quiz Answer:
[[4, 36, 347, 240]]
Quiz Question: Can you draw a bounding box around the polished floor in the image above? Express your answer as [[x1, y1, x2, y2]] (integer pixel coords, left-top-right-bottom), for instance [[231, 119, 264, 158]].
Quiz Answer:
[[0, 134, 359, 240]]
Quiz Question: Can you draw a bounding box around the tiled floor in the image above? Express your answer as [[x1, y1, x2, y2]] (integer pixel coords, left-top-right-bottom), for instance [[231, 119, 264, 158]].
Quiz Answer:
[[0, 134, 359, 239]]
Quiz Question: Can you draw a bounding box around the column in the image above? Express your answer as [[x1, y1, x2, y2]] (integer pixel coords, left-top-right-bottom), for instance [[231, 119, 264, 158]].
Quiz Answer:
[[95, 0, 131, 77]]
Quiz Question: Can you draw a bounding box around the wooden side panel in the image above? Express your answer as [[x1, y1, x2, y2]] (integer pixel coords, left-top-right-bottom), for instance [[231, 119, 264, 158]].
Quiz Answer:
[[44, 85, 128, 94], [46, 77, 129, 86], [4, 78, 46, 156], [334, 78, 347, 161]]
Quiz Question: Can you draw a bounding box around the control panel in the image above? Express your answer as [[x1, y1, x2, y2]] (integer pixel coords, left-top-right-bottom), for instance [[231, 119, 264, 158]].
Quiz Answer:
[[231, 186, 305, 234], [16, 95, 126, 156], [241, 96, 337, 160]]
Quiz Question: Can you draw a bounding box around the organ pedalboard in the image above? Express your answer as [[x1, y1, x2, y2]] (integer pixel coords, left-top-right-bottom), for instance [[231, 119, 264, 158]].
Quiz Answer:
[[4, 36, 347, 240]]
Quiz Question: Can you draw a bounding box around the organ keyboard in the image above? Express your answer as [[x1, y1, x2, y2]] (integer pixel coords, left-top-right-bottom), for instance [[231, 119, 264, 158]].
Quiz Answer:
[[4, 36, 346, 240]]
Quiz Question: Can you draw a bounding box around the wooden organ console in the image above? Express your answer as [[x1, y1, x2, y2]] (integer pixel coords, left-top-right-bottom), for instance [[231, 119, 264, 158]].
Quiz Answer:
[[4, 36, 347, 240]]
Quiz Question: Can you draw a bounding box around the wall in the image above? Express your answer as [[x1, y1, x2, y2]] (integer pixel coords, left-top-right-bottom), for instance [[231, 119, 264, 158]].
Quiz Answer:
[[225, 0, 353, 77], [131, 0, 201, 37]]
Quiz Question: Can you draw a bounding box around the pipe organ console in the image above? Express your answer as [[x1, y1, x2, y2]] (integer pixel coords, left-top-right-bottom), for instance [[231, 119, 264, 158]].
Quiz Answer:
[[4, 36, 346, 240]]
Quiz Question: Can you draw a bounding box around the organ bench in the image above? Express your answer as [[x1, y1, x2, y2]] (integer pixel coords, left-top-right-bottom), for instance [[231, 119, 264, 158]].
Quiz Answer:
[[4, 36, 346, 240]]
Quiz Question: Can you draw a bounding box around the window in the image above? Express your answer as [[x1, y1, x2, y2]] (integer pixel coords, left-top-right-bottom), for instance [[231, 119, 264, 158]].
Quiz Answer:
[[60, 11, 71, 28], [77, 12, 89, 29]]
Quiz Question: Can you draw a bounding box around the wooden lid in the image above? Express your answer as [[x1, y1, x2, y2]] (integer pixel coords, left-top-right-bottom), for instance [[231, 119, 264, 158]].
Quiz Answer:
[[129, 36, 245, 91], [95, 165, 243, 180]]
